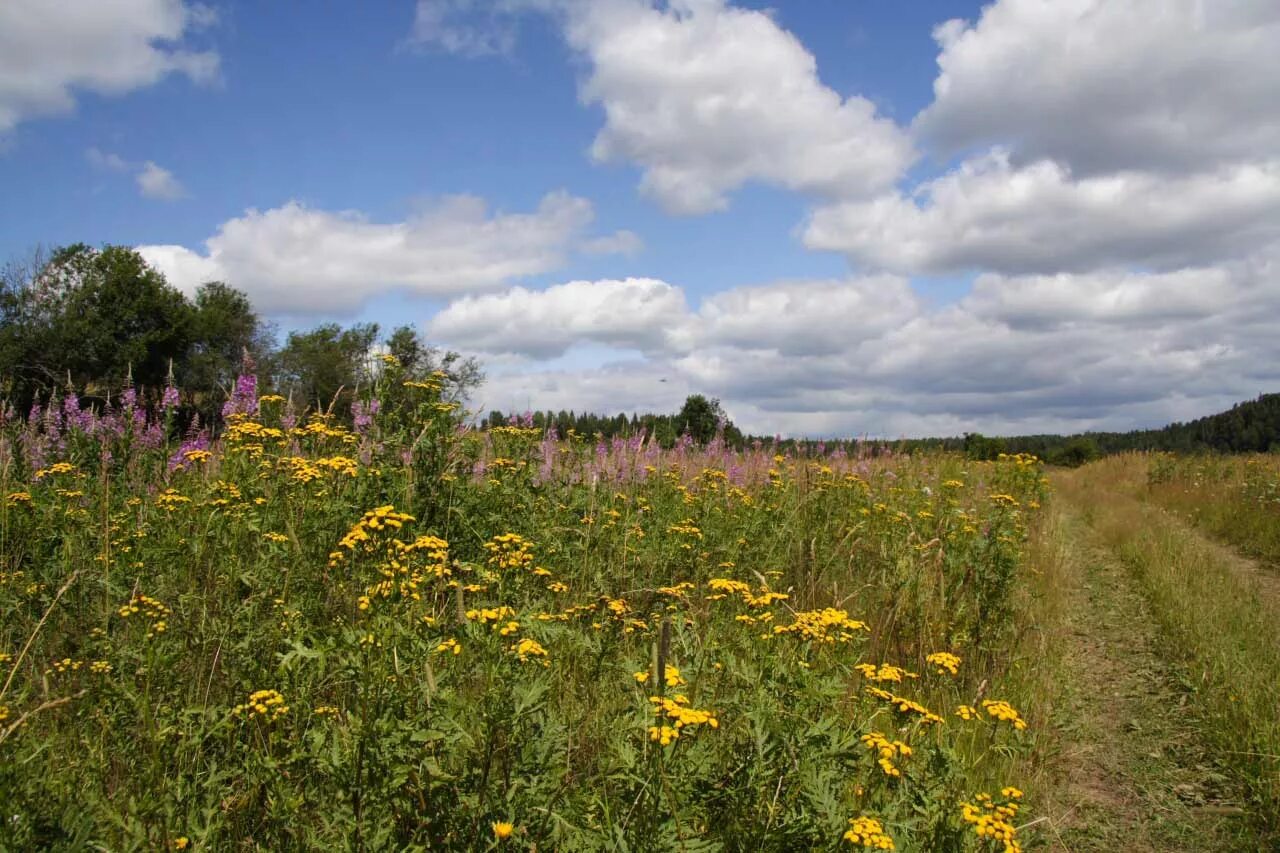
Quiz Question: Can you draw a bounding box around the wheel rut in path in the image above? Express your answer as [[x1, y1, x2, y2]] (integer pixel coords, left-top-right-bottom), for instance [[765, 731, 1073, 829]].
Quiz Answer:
[[1037, 499, 1249, 852]]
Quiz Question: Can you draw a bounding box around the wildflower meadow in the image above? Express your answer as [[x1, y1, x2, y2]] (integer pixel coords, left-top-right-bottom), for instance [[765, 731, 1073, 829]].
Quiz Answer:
[[1, 359, 1050, 850]]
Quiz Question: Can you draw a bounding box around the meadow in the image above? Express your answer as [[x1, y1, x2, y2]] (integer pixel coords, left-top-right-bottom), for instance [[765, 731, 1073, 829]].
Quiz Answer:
[[0, 360, 1049, 851]]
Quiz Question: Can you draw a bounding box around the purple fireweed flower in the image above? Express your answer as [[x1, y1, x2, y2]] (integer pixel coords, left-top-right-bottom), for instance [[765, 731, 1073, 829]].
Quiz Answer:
[[161, 384, 180, 411], [351, 399, 380, 434], [139, 422, 165, 450], [222, 373, 259, 419], [168, 429, 210, 472], [62, 392, 96, 434]]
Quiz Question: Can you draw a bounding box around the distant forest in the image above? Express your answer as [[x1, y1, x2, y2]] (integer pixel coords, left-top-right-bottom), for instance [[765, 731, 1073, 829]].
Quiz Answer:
[[484, 393, 1280, 466]]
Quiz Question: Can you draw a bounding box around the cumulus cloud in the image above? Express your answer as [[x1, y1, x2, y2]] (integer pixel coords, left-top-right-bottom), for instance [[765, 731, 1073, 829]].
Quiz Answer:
[[138, 191, 628, 314], [561, 0, 914, 214], [87, 148, 189, 201], [136, 161, 186, 200], [915, 0, 1280, 176], [431, 277, 689, 358], [803, 152, 1280, 275], [0, 0, 218, 133], [445, 260, 1280, 437]]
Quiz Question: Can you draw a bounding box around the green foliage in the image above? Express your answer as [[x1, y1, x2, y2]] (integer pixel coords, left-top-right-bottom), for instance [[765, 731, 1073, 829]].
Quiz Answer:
[[962, 433, 1007, 462], [0, 394, 1048, 851], [277, 322, 380, 412]]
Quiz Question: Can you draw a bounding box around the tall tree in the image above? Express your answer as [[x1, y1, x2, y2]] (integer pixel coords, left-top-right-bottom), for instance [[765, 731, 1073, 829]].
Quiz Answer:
[[385, 324, 483, 400], [279, 322, 380, 411], [0, 244, 193, 405], [184, 281, 276, 397]]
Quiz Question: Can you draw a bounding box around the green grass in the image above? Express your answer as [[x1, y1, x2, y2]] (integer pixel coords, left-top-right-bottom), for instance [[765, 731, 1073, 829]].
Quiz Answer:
[[1054, 456, 1280, 845], [0, 377, 1050, 851], [1146, 453, 1280, 565]]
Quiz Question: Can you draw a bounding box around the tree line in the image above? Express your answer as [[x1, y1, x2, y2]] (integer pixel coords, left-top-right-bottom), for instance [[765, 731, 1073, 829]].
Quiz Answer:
[[3, 243, 1275, 456], [0, 244, 481, 422], [488, 394, 1280, 462]]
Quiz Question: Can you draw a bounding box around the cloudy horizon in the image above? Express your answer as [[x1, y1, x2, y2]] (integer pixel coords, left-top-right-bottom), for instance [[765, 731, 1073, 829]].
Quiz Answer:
[[3, 0, 1278, 438]]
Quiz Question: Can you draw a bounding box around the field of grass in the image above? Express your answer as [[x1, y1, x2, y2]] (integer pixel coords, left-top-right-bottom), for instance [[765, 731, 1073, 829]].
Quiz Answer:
[[1, 365, 1048, 851], [1048, 455, 1280, 849], [1145, 453, 1280, 565]]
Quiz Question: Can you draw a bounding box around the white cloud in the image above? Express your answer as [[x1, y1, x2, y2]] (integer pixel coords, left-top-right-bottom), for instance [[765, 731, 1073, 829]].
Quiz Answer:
[[136, 161, 186, 200], [407, 0, 518, 56], [561, 0, 914, 214], [86, 146, 130, 172], [139, 191, 628, 313], [580, 229, 644, 256], [0, 0, 219, 133], [87, 148, 189, 201], [430, 277, 689, 358], [695, 276, 919, 356], [804, 152, 1280, 275], [437, 258, 1280, 436], [915, 0, 1280, 176]]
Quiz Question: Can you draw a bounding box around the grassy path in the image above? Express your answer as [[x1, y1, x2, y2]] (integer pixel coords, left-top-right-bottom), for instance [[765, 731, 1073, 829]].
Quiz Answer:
[[1031, 473, 1260, 850]]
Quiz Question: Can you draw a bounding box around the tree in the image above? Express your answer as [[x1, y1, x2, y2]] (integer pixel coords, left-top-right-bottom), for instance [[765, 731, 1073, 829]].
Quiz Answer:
[[184, 281, 275, 401], [0, 244, 194, 406], [677, 394, 735, 445], [385, 325, 483, 401], [279, 322, 380, 411]]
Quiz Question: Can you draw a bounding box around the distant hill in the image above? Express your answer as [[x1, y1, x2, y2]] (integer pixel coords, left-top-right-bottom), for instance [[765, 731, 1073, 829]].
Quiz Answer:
[[1004, 393, 1280, 456]]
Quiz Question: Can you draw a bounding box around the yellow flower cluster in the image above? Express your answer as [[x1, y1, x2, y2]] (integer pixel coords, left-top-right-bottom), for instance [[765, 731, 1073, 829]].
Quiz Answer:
[[960, 788, 1023, 853], [34, 462, 76, 479], [667, 519, 703, 540], [466, 605, 516, 624], [982, 699, 1028, 730], [855, 663, 918, 683], [6, 491, 33, 505], [352, 532, 451, 611], [634, 665, 685, 688], [861, 732, 912, 777], [435, 638, 462, 655], [955, 704, 978, 721], [648, 725, 680, 746], [512, 637, 549, 664], [156, 489, 193, 510], [926, 651, 961, 676], [865, 687, 944, 725], [706, 577, 790, 608], [118, 593, 171, 637], [773, 608, 869, 643], [843, 816, 894, 849], [707, 577, 750, 597], [649, 694, 718, 737], [330, 505, 415, 563], [234, 689, 288, 720], [484, 533, 535, 571]]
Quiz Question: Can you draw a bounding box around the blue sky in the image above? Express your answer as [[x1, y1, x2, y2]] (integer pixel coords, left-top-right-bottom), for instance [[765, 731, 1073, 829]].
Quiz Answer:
[[2, 1, 1278, 436]]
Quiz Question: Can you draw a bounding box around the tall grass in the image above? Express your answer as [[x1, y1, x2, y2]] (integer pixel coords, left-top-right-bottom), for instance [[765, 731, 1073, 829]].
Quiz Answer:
[[1146, 453, 1280, 564], [1058, 455, 1280, 841], [0, 367, 1048, 851]]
